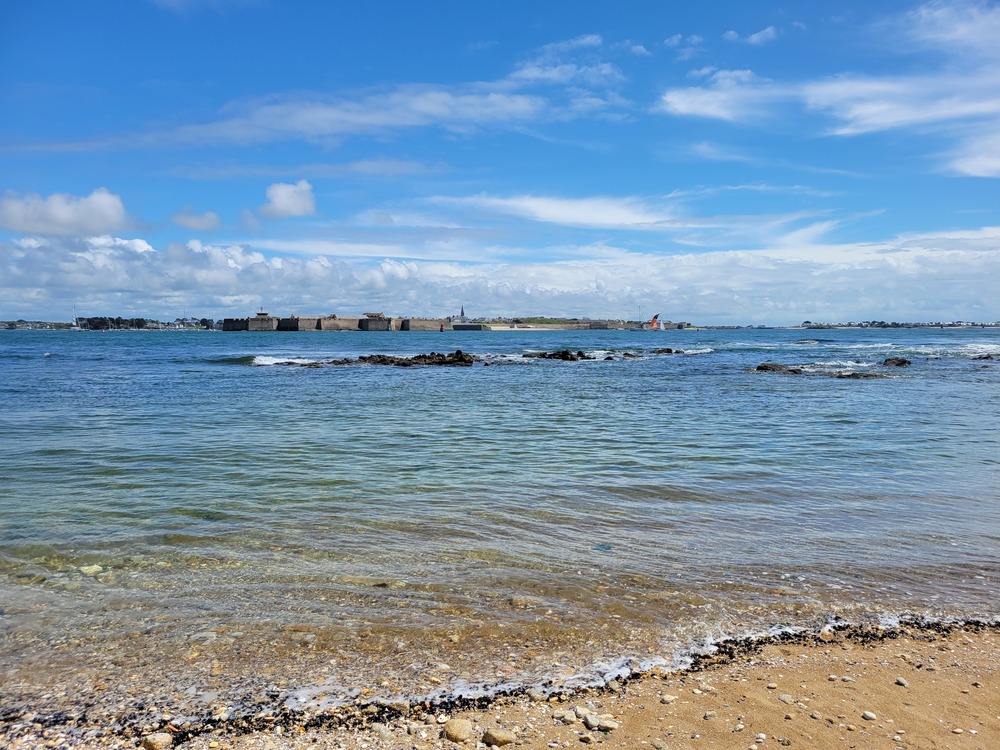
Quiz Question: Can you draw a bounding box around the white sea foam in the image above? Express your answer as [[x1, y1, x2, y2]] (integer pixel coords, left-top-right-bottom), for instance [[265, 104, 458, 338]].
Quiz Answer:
[[251, 355, 319, 366]]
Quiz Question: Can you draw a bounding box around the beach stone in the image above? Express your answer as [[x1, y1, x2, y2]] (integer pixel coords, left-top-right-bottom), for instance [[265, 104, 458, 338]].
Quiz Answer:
[[579, 734, 595, 744], [767, 682, 779, 689], [703, 710, 716, 720], [79, 564, 103, 576], [779, 693, 794, 704], [598, 718, 620, 731], [652, 740, 670, 750], [371, 723, 394, 741], [527, 689, 547, 702], [443, 718, 473, 743], [895, 677, 909, 687], [141, 734, 173, 750], [862, 711, 877, 721], [483, 727, 517, 746], [660, 694, 679, 704], [583, 713, 601, 730]]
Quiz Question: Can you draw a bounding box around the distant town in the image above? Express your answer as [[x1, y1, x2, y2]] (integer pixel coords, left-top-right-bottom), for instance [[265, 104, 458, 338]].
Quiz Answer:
[[3, 310, 999, 331]]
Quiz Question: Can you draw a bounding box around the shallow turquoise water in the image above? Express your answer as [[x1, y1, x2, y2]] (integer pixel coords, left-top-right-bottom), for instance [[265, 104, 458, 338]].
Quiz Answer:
[[1, 327, 998, 697]]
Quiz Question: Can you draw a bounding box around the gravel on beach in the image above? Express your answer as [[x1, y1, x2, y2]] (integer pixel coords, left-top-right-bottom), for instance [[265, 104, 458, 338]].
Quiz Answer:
[[2, 622, 997, 750]]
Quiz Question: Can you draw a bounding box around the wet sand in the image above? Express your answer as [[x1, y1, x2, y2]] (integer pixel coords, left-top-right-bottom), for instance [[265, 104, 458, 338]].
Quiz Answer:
[[4, 621, 996, 749]]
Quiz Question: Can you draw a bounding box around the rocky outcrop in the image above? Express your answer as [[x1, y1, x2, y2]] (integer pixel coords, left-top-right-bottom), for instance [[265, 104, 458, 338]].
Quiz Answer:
[[883, 357, 912, 366], [522, 349, 594, 361], [756, 362, 805, 374], [356, 350, 477, 367]]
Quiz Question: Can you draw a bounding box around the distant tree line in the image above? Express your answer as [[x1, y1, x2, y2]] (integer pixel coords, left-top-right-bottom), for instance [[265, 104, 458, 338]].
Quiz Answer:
[[80, 316, 148, 329]]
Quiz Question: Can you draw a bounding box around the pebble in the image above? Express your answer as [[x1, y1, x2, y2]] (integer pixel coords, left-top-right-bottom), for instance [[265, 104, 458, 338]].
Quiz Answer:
[[895, 677, 909, 687], [660, 694, 678, 704], [483, 726, 517, 746], [828, 674, 838, 681], [862, 711, 877, 721], [652, 740, 670, 750], [579, 733, 595, 744], [583, 713, 601, 730], [756, 733, 767, 742], [767, 682, 778, 690], [703, 710, 716, 720], [79, 564, 103, 576], [810, 711, 822, 720], [778, 693, 794, 704], [842, 676, 855, 683], [598, 718, 620, 732], [952, 728, 964, 734], [141, 734, 173, 750], [734, 723, 745, 732], [443, 718, 473, 743]]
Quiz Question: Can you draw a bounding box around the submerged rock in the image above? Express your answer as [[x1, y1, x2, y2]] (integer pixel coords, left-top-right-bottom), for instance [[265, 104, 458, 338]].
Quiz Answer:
[[883, 357, 912, 366]]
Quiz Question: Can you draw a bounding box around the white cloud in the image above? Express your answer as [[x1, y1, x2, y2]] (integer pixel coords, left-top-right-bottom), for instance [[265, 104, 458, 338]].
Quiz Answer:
[[747, 26, 779, 45], [658, 69, 791, 120], [659, 4, 1000, 176], [906, 0, 1000, 61], [435, 194, 678, 229], [259, 180, 315, 218], [172, 208, 221, 231], [725, 26, 779, 45], [0, 188, 126, 236]]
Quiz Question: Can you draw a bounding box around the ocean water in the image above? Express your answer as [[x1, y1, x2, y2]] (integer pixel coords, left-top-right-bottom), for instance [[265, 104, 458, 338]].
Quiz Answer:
[[1, 327, 998, 708]]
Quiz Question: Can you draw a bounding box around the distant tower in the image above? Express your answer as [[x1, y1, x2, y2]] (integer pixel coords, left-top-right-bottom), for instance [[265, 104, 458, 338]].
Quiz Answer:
[[460, 304, 467, 323]]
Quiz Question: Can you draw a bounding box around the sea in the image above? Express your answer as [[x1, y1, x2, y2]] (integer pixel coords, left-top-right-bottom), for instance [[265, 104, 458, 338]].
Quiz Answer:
[[1, 326, 998, 714]]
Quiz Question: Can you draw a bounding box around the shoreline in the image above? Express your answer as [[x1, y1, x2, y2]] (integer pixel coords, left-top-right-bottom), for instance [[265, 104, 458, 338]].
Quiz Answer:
[[4, 618, 997, 749]]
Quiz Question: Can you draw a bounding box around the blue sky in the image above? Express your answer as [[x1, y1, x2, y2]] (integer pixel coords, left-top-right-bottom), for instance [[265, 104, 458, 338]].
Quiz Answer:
[[2, 0, 999, 324]]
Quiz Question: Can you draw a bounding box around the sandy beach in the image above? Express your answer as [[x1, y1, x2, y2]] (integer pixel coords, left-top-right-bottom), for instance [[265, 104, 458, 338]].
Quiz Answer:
[[4, 621, 995, 749]]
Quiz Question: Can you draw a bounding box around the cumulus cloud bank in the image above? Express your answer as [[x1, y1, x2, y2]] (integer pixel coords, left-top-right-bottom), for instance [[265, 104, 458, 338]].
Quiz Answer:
[[2, 228, 998, 324], [0, 188, 126, 236]]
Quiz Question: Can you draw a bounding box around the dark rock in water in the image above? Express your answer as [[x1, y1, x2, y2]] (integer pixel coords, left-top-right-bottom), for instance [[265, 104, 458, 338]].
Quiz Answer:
[[623, 352, 639, 359], [883, 357, 911, 367], [653, 348, 674, 354], [355, 349, 476, 367], [973, 354, 995, 360], [835, 372, 883, 379], [604, 356, 615, 361], [756, 362, 804, 374], [523, 349, 594, 361]]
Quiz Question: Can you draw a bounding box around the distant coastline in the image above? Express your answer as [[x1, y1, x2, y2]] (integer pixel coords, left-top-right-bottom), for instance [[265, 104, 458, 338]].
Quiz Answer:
[[3, 314, 999, 331]]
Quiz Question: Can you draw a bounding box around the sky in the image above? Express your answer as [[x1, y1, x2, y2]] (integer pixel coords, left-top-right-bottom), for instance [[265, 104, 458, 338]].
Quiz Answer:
[[2, 0, 999, 325]]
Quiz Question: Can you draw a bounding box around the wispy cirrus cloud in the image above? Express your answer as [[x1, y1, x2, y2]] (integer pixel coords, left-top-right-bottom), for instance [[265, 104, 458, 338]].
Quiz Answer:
[[659, 2, 1000, 176], [722, 25, 780, 45], [433, 194, 679, 229], [176, 158, 443, 180], [172, 208, 221, 232]]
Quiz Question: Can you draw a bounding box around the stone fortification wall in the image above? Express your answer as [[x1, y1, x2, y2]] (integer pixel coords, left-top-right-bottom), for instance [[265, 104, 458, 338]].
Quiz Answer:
[[222, 318, 249, 331], [248, 315, 278, 331]]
